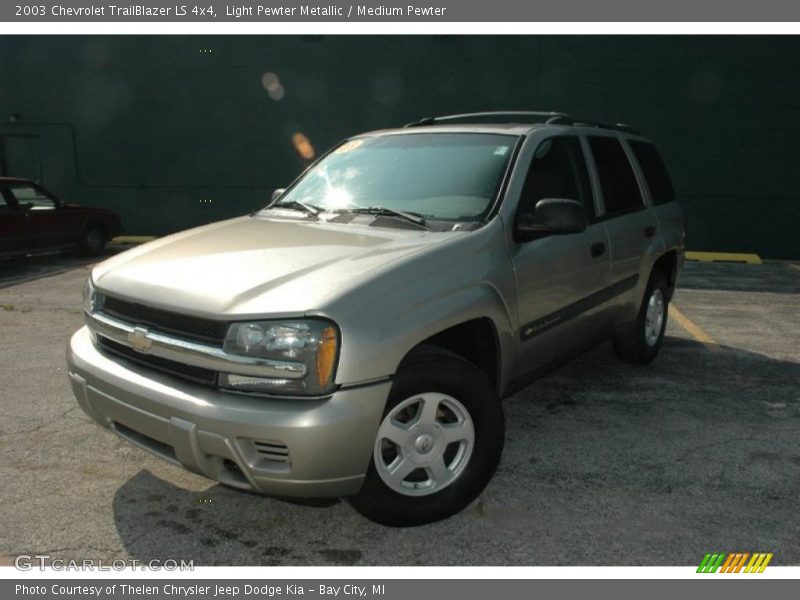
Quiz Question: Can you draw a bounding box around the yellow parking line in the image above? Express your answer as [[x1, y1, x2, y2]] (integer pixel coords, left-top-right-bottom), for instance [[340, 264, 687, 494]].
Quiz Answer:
[[671, 305, 718, 350], [790, 264, 800, 272]]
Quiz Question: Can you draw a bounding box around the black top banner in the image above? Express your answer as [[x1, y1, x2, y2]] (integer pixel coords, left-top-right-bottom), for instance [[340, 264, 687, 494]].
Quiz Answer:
[[5, 0, 800, 22]]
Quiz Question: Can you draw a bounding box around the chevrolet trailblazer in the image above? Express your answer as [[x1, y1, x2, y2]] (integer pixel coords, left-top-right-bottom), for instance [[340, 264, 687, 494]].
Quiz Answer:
[[67, 111, 685, 526]]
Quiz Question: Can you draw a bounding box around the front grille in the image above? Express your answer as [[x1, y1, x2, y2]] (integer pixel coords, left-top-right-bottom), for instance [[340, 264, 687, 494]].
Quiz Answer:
[[101, 295, 229, 345], [98, 336, 218, 385]]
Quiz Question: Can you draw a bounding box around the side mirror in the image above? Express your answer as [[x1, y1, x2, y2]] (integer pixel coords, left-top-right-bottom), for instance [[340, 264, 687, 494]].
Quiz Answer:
[[515, 198, 588, 241], [271, 188, 286, 203]]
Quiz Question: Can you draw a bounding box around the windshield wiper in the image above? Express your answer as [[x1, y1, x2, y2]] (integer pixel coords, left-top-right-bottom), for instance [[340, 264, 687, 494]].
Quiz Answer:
[[269, 200, 320, 217], [338, 206, 429, 229]]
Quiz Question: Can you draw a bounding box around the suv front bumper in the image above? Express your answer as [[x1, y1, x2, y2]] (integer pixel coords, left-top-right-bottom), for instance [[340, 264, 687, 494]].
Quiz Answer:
[[67, 326, 390, 497]]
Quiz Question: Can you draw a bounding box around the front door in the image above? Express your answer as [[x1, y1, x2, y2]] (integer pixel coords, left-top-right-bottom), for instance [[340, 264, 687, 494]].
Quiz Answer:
[[0, 187, 29, 255], [6, 181, 69, 250], [509, 135, 612, 380]]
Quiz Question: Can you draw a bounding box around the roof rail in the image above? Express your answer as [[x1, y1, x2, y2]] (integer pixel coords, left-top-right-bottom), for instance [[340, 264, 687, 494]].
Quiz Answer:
[[403, 111, 570, 128], [403, 111, 641, 135], [545, 114, 641, 135]]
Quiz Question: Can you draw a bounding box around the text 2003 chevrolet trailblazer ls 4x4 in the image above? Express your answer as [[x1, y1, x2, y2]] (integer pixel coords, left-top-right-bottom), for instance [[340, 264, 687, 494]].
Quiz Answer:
[[68, 112, 685, 526]]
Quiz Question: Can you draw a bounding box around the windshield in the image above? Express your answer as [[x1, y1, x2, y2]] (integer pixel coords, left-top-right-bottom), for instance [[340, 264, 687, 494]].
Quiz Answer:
[[269, 133, 517, 222]]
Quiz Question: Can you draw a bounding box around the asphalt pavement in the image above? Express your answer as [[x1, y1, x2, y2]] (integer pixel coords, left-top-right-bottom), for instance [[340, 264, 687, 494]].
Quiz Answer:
[[1, 253, 798, 566]]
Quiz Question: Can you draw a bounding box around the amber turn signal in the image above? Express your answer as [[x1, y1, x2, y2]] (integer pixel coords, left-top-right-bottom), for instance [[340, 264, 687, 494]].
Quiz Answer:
[[316, 326, 338, 388]]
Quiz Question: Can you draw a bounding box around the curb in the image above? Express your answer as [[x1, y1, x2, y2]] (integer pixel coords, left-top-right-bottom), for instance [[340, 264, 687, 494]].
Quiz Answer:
[[685, 251, 762, 265], [110, 235, 157, 244]]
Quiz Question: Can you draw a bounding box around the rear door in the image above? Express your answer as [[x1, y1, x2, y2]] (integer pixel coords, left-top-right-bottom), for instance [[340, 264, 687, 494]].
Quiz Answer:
[[627, 140, 684, 258], [585, 135, 658, 321], [509, 135, 612, 380]]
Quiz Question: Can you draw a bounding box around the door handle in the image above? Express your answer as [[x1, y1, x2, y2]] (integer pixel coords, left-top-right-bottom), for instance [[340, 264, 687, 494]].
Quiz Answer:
[[590, 242, 606, 258], [644, 225, 656, 238]]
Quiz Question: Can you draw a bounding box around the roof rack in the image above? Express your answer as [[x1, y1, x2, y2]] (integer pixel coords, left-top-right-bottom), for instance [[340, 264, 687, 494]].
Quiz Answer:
[[544, 114, 641, 135], [404, 111, 640, 135], [403, 111, 569, 128]]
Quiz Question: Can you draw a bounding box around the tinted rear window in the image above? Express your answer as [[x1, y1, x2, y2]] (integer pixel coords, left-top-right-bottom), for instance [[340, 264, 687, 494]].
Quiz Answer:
[[629, 140, 676, 206], [588, 136, 644, 216]]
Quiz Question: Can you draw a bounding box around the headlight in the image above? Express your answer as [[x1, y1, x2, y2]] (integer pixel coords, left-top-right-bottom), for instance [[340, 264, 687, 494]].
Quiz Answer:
[[221, 319, 339, 396], [82, 278, 96, 313]]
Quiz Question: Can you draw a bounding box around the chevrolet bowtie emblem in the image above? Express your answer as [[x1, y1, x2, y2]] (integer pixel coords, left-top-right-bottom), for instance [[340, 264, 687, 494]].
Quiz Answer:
[[128, 326, 153, 353]]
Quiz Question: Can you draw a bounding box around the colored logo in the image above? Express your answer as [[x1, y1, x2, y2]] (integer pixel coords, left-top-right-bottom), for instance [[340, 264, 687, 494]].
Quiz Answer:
[[697, 552, 773, 573]]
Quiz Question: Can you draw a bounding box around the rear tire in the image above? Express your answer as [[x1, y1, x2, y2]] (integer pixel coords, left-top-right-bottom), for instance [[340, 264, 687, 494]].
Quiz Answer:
[[349, 346, 504, 527], [612, 269, 669, 364], [80, 225, 106, 257]]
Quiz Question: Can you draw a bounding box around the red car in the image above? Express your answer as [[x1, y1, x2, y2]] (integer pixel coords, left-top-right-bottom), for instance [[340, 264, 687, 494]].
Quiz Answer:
[[0, 178, 122, 258]]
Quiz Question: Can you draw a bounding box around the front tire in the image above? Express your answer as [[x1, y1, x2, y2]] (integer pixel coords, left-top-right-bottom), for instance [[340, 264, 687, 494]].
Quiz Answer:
[[349, 347, 504, 526], [612, 269, 669, 364]]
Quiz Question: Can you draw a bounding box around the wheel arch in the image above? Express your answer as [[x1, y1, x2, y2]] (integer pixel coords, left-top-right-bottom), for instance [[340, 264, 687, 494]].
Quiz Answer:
[[402, 317, 502, 394], [80, 216, 107, 238], [333, 282, 516, 395], [652, 249, 679, 300]]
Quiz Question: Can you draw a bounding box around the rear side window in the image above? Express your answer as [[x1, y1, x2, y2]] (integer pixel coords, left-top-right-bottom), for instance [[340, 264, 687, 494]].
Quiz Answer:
[[629, 141, 676, 205], [519, 136, 594, 219], [587, 136, 644, 216]]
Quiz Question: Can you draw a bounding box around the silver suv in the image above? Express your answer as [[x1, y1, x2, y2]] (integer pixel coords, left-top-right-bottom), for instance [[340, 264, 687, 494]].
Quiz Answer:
[[68, 112, 685, 526]]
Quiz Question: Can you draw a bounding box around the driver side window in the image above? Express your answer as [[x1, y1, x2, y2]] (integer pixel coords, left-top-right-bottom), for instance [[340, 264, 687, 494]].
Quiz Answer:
[[9, 183, 56, 210], [518, 136, 594, 219]]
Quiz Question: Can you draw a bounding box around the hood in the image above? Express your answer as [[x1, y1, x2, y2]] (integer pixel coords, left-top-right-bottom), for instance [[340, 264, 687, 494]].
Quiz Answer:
[[92, 215, 455, 317]]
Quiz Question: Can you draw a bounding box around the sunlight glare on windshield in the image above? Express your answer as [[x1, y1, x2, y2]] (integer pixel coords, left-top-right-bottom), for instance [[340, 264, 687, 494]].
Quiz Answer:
[[323, 187, 353, 209]]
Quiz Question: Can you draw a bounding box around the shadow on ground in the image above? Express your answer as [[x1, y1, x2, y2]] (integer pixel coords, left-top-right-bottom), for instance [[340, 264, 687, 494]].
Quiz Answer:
[[111, 337, 800, 566], [679, 261, 800, 294], [0, 248, 122, 290]]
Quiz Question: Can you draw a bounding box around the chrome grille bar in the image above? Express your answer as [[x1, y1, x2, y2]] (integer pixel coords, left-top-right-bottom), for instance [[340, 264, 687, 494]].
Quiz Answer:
[[87, 311, 306, 379]]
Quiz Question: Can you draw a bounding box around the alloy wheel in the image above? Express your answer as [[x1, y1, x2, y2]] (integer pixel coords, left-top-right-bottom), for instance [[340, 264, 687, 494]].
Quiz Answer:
[[373, 392, 475, 497]]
